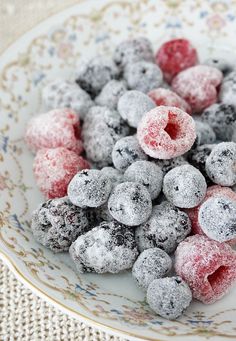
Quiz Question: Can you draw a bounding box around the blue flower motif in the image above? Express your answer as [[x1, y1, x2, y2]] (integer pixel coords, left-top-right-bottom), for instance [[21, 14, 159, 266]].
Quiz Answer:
[[33, 73, 45, 86], [187, 319, 213, 326], [75, 284, 96, 297], [200, 11, 208, 18], [48, 46, 55, 56], [227, 14, 235, 21], [68, 33, 77, 41], [95, 33, 110, 43], [0, 135, 9, 152], [110, 309, 122, 315], [8, 214, 24, 231]]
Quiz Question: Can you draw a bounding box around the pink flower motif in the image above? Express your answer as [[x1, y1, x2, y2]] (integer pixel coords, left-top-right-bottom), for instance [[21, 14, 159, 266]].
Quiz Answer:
[[57, 42, 73, 60], [123, 307, 155, 323], [0, 174, 7, 191], [207, 14, 226, 31]]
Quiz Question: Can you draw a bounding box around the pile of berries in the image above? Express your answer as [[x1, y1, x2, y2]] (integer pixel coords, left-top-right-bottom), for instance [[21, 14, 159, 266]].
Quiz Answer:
[[26, 37, 236, 321]]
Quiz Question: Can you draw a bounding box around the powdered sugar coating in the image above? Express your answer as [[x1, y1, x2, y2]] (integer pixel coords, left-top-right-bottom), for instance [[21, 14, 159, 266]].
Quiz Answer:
[[108, 182, 152, 226], [82, 106, 129, 167], [86, 204, 113, 228], [185, 185, 236, 236], [135, 201, 191, 254], [112, 135, 148, 171], [172, 65, 223, 113], [137, 106, 196, 159], [68, 169, 112, 208], [69, 221, 138, 273], [194, 120, 216, 145], [156, 38, 198, 83], [113, 37, 154, 68], [100, 167, 124, 187], [202, 103, 236, 141], [146, 277, 192, 320], [206, 142, 236, 186], [31, 197, 89, 253], [199, 196, 236, 242], [148, 88, 191, 114], [25, 108, 83, 154], [219, 71, 236, 107], [118, 90, 156, 128], [163, 165, 207, 208], [42, 79, 93, 120], [132, 248, 172, 290], [75, 56, 120, 97], [124, 61, 163, 94], [153, 156, 188, 175], [204, 57, 233, 76], [95, 80, 127, 109], [33, 147, 89, 199], [175, 235, 236, 304], [124, 161, 163, 200]]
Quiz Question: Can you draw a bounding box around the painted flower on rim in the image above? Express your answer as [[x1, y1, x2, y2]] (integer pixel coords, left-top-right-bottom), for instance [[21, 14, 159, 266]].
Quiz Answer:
[[207, 14, 226, 30]]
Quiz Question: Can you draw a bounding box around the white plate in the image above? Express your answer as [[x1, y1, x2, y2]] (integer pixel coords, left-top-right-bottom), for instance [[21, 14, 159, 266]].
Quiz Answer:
[[0, 1, 236, 340]]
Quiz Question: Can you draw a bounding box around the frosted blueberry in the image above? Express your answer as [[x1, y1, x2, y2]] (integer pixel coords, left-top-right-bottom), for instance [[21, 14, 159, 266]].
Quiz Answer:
[[163, 165, 207, 208], [108, 182, 152, 226], [68, 169, 112, 208], [95, 80, 127, 109], [132, 248, 172, 290]]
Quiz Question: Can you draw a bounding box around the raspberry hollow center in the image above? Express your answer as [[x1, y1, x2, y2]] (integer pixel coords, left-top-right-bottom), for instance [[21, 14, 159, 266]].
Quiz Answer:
[[207, 265, 229, 291]]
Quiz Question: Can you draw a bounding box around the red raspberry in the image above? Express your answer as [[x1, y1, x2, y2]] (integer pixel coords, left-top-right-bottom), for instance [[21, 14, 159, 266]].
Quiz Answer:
[[25, 108, 83, 155], [33, 147, 90, 199], [185, 185, 236, 246], [137, 106, 196, 159], [148, 88, 191, 114], [175, 235, 236, 304], [172, 65, 223, 113], [156, 39, 198, 82]]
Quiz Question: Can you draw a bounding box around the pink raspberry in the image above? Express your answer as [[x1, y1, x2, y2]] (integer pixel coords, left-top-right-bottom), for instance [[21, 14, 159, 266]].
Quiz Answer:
[[156, 39, 198, 82], [33, 147, 90, 199], [175, 235, 236, 304], [148, 88, 191, 114], [25, 108, 83, 154], [185, 185, 236, 246], [172, 65, 223, 113], [137, 106, 196, 159]]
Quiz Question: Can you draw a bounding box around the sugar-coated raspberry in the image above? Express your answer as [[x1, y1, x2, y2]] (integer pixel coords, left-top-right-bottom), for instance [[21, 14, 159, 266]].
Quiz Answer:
[[172, 65, 223, 113], [113, 37, 154, 68], [148, 88, 191, 114], [33, 147, 89, 199], [199, 196, 236, 242], [124, 61, 163, 94], [194, 120, 216, 145], [95, 80, 127, 109], [82, 106, 129, 167], [100, 167, 124, 187], [137, 106, 196, 159], [108, 182, 152, 226], [163, 165, 207, 208], [147, 277, 192, 320], [204, 57, 233, 76], [206, 142, 236, 186], [42, 79, 93, 120], [112, 135, 148, 171], [118, 90, 156, 128], [219, 71, 236, 107], [185, 185, 236, 236], [25, 108, 83, 154], [31, 197, 89, 252], [68, 169, 112, 208], [153, 155, 188, 175], [75, 56, 120, 97], [135, 201, 191, 254], [187, 144, 214, 182], [175, 235, 236, 304], [124, 161, 163, 200], [69, 221, 138, 273], [202, 103, 236, 141], [132, 248, 172, 290], [156, 39, 198, 82]]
